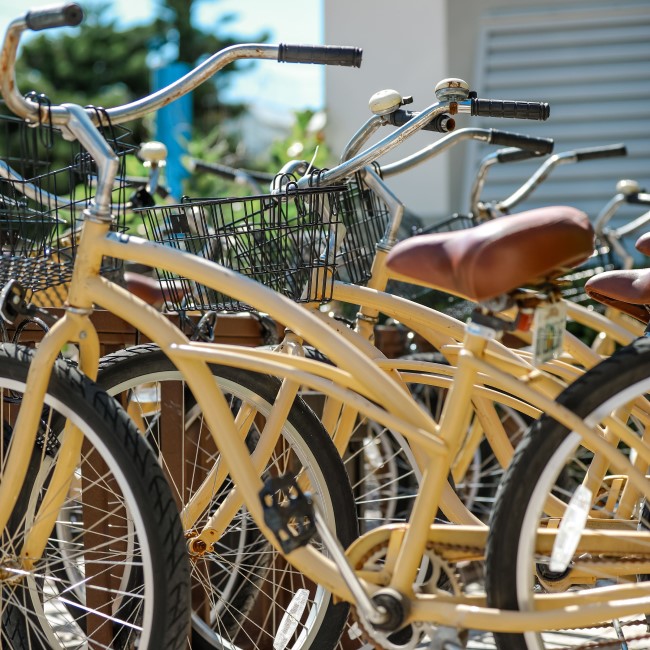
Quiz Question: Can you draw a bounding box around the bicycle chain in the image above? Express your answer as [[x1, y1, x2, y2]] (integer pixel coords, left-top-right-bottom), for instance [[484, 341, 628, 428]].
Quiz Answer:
[[571, 627, 650, 649], [344, 540, 650, 649]]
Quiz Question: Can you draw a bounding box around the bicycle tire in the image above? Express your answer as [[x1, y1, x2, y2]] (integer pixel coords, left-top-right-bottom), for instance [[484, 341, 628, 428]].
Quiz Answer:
[[97, 343, 358, 650], [0, 343, 190, 650], [486, 335, 650, 649]]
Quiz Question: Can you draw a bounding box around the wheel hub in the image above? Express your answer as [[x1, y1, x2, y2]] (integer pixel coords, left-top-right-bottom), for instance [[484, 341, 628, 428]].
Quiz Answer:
[[0, 556, 24, 584]]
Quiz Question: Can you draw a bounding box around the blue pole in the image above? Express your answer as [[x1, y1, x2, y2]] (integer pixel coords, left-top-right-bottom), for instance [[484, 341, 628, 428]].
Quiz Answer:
[[152, 62, 192, 200]]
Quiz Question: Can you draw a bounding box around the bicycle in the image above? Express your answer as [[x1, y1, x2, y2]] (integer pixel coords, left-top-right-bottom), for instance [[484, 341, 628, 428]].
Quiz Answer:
[[0, 111, 384, 649], [3, 6, 650, 650], [0, 90, 632, 648], [465, 140, 650, 355], [0, 80, 192, 649], [486, 244, 650, 649]]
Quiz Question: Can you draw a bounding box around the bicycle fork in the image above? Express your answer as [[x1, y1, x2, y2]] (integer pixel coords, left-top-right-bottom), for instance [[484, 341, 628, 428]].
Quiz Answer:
[[0, 308, 100, 571]]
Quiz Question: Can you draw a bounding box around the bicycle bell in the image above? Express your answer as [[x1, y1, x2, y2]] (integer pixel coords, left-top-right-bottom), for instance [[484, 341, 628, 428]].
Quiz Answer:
[[434, 78, 470, 102], [369, 89, 405, 116]]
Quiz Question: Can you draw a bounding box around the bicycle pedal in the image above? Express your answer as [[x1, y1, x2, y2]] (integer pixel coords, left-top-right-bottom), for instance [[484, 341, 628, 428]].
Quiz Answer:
[[0, 280, 28, 325], [260, 474, 316, 554]]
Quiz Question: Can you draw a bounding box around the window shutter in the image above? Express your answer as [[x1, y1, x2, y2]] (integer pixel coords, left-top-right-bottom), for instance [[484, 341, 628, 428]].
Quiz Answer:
[[464, 3, 650, 243]]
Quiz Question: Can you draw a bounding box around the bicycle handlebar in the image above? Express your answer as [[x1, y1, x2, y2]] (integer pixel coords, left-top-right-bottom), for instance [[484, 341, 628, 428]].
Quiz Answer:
[[467, 135, 553, 218], [495, 148, 546, 164], [488, 130, 553, 154], [277, 44, 362, 67], [594, 182, 650, 238], [378, 128, 552, 180], [496, 143, 628, 213], [185, 158, 276, 194], [469, 99, 550, 121], [574, 143, 627, 162], [628, 192, 650, 206], [384, 110, 552, 148], [25, 2, 82, 31], [185, 159, 275, 184], [331, 92, 554, 183]]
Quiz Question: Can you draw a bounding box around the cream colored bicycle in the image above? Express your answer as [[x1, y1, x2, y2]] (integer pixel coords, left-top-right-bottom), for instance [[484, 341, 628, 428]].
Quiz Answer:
[[3, 6, 650, 650]]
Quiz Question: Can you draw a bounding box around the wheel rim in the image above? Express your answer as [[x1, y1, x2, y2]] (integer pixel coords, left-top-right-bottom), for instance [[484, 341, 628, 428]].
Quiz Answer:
[[514, 376, 650, 649]]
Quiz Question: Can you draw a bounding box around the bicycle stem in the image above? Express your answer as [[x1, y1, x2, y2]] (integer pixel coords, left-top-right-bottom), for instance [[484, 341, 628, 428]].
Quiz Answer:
[[298, 103, 454, 187]]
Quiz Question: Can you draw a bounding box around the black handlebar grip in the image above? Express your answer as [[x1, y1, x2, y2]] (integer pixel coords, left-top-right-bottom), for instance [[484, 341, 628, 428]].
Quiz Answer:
[[388, 110, 455, 133], [25, 3, 83, 31], [471, 99, 550, 121], [628, 192, 650, 206], [192, 159, 275, 183], [488, 129, 554, 154], [278, 44, 362, 67], [495, 147, 548, 163], [574, 143, 627, 162]]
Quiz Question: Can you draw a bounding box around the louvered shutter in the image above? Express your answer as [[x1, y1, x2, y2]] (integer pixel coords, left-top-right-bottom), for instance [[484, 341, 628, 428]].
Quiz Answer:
[[463, 3, 650, 245]]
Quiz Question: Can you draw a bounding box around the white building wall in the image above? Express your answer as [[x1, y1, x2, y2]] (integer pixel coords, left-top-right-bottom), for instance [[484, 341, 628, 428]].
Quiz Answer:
[[323, 0, 449, 222]]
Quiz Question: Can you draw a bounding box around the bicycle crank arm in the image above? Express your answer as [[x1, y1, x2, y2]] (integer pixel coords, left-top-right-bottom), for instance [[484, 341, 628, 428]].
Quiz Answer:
[[260, 473, 393, 627], [313, 504, 392, 628]]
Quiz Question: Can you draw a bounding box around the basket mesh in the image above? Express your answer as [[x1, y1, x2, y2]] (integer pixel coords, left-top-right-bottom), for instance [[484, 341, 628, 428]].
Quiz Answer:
[[137, 185, 346, 312], [336, 172, 391, 285], [0, 106, 135, 304]]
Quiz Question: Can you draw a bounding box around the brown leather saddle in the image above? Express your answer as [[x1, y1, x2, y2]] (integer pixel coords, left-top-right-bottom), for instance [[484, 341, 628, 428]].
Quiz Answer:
[[385, 206, 594, 303], [584, 233, 650, 324]]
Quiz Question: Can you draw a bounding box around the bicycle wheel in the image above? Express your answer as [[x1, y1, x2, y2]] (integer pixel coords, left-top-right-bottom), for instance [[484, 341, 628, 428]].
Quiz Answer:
[[97, 344, 358, 650], [0, 343, 190, 649], [486, 336, 650, 649]]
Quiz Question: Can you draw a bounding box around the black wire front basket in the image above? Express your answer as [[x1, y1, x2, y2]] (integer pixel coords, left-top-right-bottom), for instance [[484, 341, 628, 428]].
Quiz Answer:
[[137, 184, 346, 312], [336, 171, 391, 285], [0, 104, 136, 305]]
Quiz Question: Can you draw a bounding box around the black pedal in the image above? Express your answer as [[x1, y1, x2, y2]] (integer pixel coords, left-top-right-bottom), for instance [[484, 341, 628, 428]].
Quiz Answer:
[[192, 310, 217, 342], [128, 186, 156, 209], [0, 280, 57, 326], [260, 475, 316, 554]]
